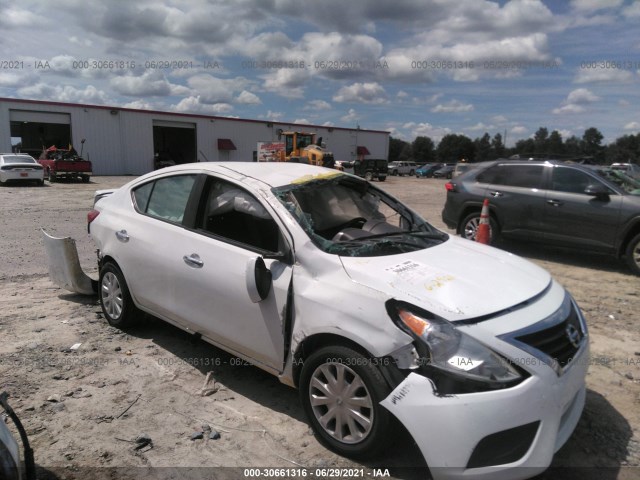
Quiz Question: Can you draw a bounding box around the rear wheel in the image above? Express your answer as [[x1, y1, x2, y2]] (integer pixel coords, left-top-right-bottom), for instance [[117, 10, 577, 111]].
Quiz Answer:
[[99, 262, 139, 328], [625, 233, 640, 276], [299, 346, 393, 459], [409, 169, 415, 176], [47, 170, 56, 182], [460, 211, 499, 243]]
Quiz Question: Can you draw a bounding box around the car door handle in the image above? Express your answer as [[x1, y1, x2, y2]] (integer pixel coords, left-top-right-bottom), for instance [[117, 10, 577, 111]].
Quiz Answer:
[[183, 253, 204, 268], [546, 199, 563, 207], [115, 230, 129, 242], [489, 191, 504, 198]]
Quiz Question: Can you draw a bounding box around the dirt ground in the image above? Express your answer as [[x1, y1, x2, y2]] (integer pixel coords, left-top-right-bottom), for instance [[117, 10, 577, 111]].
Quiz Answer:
[[0, 174, 639, 480]]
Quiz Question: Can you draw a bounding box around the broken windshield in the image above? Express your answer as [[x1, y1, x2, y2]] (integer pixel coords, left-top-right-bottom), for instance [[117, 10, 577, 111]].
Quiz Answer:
[[273, 176, 448, 257]]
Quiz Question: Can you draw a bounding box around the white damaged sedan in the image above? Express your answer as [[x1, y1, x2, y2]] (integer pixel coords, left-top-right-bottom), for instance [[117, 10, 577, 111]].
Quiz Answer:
[[85, 163, 588, 479]]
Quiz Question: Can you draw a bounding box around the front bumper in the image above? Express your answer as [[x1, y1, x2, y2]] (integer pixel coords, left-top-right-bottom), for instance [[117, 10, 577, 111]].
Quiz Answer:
[[381, 287, 589, 480], [383, 344, 587, 480]]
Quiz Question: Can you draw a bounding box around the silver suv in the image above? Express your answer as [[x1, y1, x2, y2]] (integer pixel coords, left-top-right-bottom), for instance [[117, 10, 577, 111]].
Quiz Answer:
[[442, 159, 640, 275], [387, 161, 417, 176]]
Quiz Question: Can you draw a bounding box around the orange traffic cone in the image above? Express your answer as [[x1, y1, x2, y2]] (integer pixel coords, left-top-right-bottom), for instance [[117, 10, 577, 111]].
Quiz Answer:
[[476, 199, 491, 245]]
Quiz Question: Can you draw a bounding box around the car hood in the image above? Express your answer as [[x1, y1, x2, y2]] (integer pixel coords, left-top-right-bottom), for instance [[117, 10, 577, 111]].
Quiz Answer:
[[339, 236, 551, 322]]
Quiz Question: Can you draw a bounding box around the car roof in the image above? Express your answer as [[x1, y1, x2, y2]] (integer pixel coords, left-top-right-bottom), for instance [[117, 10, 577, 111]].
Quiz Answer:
[[152, 161, 347, 188]]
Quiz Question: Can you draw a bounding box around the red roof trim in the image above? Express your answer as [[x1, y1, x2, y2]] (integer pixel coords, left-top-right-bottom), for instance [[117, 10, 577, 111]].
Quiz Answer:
[[217, 138, 237, 150], [0, 97, 390, 135]]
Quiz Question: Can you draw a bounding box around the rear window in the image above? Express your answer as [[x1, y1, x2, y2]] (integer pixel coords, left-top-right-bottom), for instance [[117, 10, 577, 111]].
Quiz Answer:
[[132, 175, 196, 223], [1, 155, 36, 164], [477, 164, 544, 189]]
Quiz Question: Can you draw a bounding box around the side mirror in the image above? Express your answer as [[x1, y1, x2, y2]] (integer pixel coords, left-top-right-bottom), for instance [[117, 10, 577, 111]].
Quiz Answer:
[[246, 257, 272, 303], [584, 184, 610, 200]]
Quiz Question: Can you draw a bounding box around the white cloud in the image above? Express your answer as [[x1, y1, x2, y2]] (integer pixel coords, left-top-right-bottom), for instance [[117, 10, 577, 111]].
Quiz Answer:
[[0, 7, 41, 27], [333, 82, 388, 104], [574, 67, 635, 84], [261, 69, 310, 98], [402, 122, 452, 142], [567, 88, 600, 104], [17, 83, 110, 104], [235, 90, 262, 105], [624, 122, 640, 131], [265, 110, 284, 121], [468, 122, 496, 132], [431, 99, 474, 113], [122, 100, 154, 110], [294, 118, 310, 124], [570, 0, 623, 12], [396, 90, 409, 98], [187, 74, 250, 104], [172, 96, 233, 114], [623, 2, 640, 18], [511, 126, 528, 135], [553, 88, 600, 114], [341, 108, 359, 123], [0, 71, 37, 88], [305, 100, 332, 110], [111, 70, 176, 96]]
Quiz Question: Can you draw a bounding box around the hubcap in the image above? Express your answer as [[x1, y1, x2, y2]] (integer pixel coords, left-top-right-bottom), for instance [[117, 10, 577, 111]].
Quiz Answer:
[[633, 241, 640, 267], [464, 218, 480, 240], [101, 272, 123, 320], [308, 362, 374, 444]]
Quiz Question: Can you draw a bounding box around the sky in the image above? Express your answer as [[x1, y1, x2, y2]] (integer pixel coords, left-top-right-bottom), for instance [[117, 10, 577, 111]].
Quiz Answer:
[[0, 0, 639, 146]]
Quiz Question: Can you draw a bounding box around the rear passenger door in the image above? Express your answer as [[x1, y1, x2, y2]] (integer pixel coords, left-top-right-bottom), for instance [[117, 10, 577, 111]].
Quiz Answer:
[[542, 166, 622, 251], [480, 164, 547, 240]]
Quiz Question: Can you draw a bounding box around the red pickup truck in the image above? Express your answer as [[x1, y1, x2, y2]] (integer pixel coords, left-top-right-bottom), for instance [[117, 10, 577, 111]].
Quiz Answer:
[[38, 145, 92, 183]]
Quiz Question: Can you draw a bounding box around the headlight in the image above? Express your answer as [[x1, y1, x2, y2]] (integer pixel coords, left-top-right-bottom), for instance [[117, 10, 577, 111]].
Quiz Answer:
[[388, 301, 523, 388]]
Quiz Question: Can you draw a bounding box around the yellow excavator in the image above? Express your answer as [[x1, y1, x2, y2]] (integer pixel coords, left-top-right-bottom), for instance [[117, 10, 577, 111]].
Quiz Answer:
[[277, 131, 335, 168]]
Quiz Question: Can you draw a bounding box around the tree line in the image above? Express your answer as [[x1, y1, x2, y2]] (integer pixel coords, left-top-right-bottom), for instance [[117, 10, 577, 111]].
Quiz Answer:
[[389, 127, 640, 165]]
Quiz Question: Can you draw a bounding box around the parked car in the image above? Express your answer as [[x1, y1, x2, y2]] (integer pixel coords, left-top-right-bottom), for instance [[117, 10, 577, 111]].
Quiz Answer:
[[415, 163, 443, 178], [0, 153, 44, 186], [60, 163, 589, 478], [610, 162, 640, 179], [349, 158, 388, 181], [442, 159, 640, 275], [387, 161, 417, 176], [433, 164, 455, 179], [453, 162, 480, 178]]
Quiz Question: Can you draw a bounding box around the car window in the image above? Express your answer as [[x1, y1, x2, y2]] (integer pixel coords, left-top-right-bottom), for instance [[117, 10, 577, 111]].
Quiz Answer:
[[478, 164, 544, 188], [133, 175, 196, 223], [1, 155, 37, 164], [198, 178, 281, 253], [551, 167, 606, 194]]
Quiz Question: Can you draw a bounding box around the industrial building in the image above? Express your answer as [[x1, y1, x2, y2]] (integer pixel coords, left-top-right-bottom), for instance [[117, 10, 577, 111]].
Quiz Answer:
[[0, 98, 389, 175]]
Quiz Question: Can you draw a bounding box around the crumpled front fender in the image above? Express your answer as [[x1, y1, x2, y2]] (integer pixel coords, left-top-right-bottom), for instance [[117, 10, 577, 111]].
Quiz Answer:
[[41, 228, 97, 295]]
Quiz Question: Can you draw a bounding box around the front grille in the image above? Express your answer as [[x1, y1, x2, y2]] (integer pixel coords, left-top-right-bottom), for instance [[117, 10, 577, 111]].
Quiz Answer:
[[514, 301, 584, 368]]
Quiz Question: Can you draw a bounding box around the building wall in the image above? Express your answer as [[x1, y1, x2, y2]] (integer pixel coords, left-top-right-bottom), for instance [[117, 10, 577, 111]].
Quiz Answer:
[[0, 99, 389, 175]]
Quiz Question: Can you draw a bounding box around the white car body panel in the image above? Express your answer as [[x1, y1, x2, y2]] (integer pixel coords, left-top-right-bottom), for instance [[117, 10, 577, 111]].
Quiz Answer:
[[0, 154, 44, 184], [340, 237, 550, 322]]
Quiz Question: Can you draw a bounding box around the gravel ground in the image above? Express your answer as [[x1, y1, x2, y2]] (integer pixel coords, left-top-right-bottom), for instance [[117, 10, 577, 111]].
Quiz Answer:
[[0, 173, 638, 480]]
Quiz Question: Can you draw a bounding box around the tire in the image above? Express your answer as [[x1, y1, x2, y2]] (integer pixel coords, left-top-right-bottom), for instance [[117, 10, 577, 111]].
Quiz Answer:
[[99, 262, 139, 328], [378, 175, 386, 182], [392, 169, 398, 176], [299, 346, 393, 459], [409, 169, 415, 176], [625, 233, 640, 276], [38, 179, 45, 186], [81, 175, 90, 183], [47, 170, 56, 182], [460, 211, 499, 244], [364, 171, 373, 181]]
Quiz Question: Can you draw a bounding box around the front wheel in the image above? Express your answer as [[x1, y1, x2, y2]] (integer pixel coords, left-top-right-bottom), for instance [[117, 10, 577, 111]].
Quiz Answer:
[[99, 262, 139, 328], [364, 171, 373, 181], [299, 346, 393, 459], [47, 170, 56, 182], [625, 233, 640, 276], [460, 211, 499, 243], [409, 169, 415, 176]]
